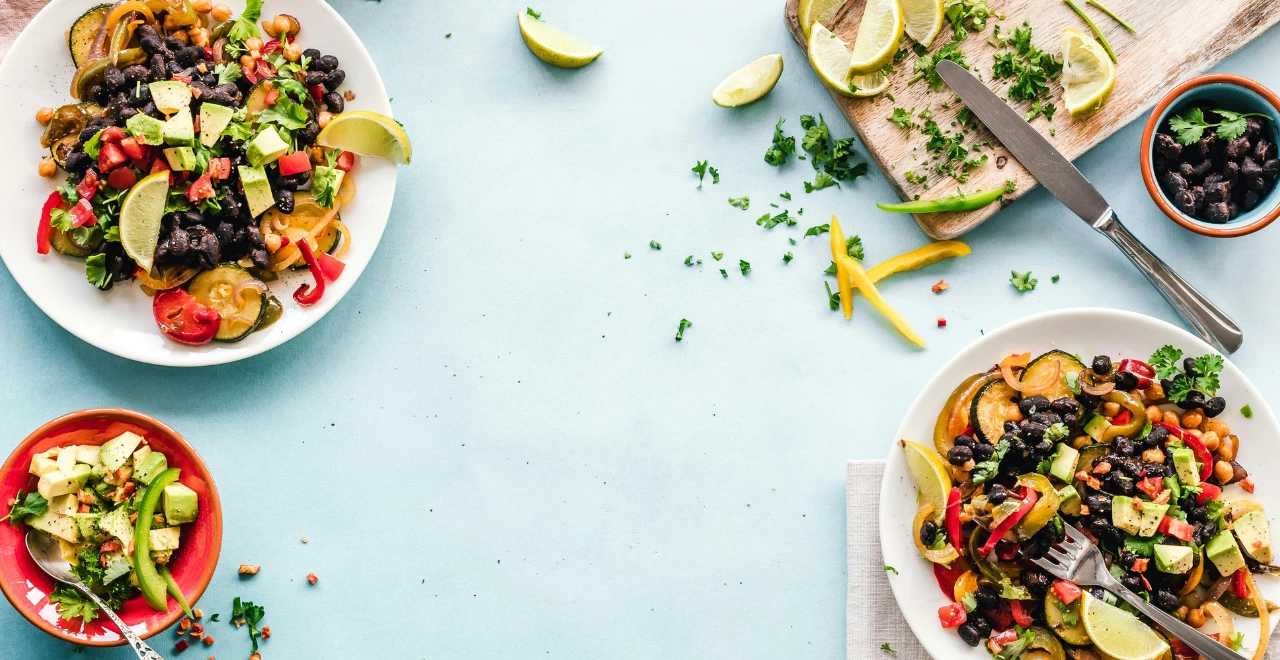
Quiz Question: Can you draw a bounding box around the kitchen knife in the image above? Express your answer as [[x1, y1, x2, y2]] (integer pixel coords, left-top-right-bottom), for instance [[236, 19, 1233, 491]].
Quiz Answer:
[[935, 59, 1243, 354]]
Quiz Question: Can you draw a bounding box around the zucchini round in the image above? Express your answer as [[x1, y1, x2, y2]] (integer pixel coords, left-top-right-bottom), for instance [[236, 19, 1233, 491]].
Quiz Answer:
[[1022, 350, 1086, 402], [186, 265, 266, 342], [50, 135, 79, 169], [1024, 626, 1066, 660], [50, 227, 102, 258], [1044, 592, 1089, 645], [68, 4, 112, 68], [970, 379, 1019, 444]]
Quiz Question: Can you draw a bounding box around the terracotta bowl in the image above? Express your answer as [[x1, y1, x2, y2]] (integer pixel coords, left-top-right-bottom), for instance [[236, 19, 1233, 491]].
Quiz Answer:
[[1141, 74, 1280, 237], [0, 409, 221, 646]]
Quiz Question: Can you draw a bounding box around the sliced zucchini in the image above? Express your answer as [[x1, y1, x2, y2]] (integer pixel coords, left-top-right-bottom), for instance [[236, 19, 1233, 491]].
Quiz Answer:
[[1024, 626, 1066, 660], [50, 227, 102, 258], [50, 135, 79, 169], [186, 264, 266, 342], [69, 4, 112, 68], [1022, 350, 1087, 402], [1044, 593, 1089, 645], [970, 379, 1018, 444]]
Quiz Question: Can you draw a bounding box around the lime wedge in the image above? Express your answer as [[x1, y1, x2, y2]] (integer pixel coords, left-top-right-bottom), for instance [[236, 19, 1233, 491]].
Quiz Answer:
[[119, 171, 170, 273], [712, 54, 784, 108], [849, 71, 890, 98], [901, 440, 952, 522], [848, 0, 904, 75], [1080, 591, 1170, 660], [798, 0, 844, 40], [517, 12, 602, 69], [1061, 28, 1115, 118], [808, 24, 858, 98], [315, 110, 413, 165], [900, 0, 944, 48]]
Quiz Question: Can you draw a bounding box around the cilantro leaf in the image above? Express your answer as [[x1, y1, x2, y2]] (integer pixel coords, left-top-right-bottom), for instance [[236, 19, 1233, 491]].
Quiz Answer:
[[214, 63, 242, 86], [782, 252, 793, 264], [692, 160, 709, 188], [1123, 534, 1165, 557], [1063, 371, 1082, 395], [970, 440, 1009, 484], [1241, 404, 1253, 418], [50, 587, 99, 623], [764, 118, 796, 166], [804, 224, 830, 237], [824, 281, 840, 311], [1149, 345, 1183, 380], [708, 166, 719, 184], [804, 171, 838, 192], [845, 235, 864, 260], [1168, 107, 1270, 145], [85, 253, 111, 290], [889, 107, 915, 131], [311, 164, 341, 209], [881, 642, 897, 653], [1010, 270, 1037, 292], [232, 597, 267, 652], [1043, 422, 1069, 443], [728, 196, 750, 210], [1, 491, 48, 524], [227, 0, 265, 43], [675, 318, 692, 341]]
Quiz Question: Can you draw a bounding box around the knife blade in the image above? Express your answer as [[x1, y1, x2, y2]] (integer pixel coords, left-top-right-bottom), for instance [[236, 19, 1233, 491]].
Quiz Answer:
[[935, 60, 1113, 225]]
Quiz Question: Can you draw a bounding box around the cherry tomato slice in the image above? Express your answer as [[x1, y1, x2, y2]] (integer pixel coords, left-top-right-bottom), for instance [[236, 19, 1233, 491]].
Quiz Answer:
[[152, 288, 220, 345]]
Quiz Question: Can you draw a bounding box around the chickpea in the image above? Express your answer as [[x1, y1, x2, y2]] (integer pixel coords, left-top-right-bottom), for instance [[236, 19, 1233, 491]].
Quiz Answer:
[[260, 19, 276, 35], [1142, 448, 1165, 464], [1175, 605, 1188, 619], [1185, 428, 1203, 439], [1187, 608, 1205, 628], [210, 3, 232, 21], [318, 111, 334, 128], [1205, 419, 1230, 439], [37, 157, 57, 178], [273, 15, 294, 36], [245, 37, 264, 53], [1146, 405, 1163, 424], [191, 0, 212, 13], [240, 54, 255, 69], [309, 146, 327, 165], [189, 27, 210, 48], [1103, 401, 1121, 417], [1214, 460, 1235, 484], [1218, 434, 1239, 462], [282, 42, 302, 62], [35, 106, 54, 125], [1201, 431, 1220, 453], [1147, 380, 1165, 401], [1181, 410, 1203, 429], [1163, 411, 1181, 427], [171, 30, 189, 44]]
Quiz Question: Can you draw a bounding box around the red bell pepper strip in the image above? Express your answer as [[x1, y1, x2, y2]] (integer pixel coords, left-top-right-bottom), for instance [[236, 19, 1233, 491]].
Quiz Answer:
[[277, 151, 312, 176], [938, 602, 967, 628], [76, 169, 99, 202], [261, 39, 282, 56], [933, 560, 968, 599], [980, 486, 1037, 556], [1233, 568, 1250, 599], [1009, 599, 1033, 628], [254, 59, 276, 81], [1117, 358, 1155, 387], [1112, 409, 1131, 427], [69, 198, 97, 227], [242, 63, 259, 85], [1052, 581, 1081, 605], [309, 84, 326, 102], [1158, 516, 1195, 542], [315, 252, 345, 282], [1169, 638, 1198, 659], [36, 191, 65, 254], [152, 289, 220, 345], [1154, 422, 1212, 481], [293, 240, 326, 306], [945, 487, 964, 558], [1196, 483, 1222, 505]]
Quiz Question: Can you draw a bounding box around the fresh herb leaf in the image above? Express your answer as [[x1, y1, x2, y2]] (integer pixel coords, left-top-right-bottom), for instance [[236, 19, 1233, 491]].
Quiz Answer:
[[1043, 422, 1069, 443], [889, 107, 916, 131], [1123, 534, 1165, 558], [311, 163, 341, 209], [756, 209, 793, 229], [1010, 270, 1037, 292], [708, 166, 719, 184], [227, 0, 265, 43], [232, 597, 267, 653], [1241, 404, 1253, 418], [1063, 372, 1082, 395], [50, 587, 99, 623], [85, 253, 110, 290], [720, 269, 728, 278], [691, 160, 709, 188], [1, 491, 48, 524], [526, 7, 542, 19], [824, 281, 840, 311], [649, 240, 661, 250], [881, 642, 897, 653], [804, 224, 830, 237], [711, 252, 724, 261], [675, 318, 692, 341], [845, 235, 864, 260], [738, 260, 751, 276], [728, 196, 750, 210], [971, 440, 1010, 484], [999, 578, 1032, 600], [624, 252, 631, 259], [883, 565, 898, 574], [214, 63, 242, 86], [764, 118, 796, 166], [782, 252, 793, 264]]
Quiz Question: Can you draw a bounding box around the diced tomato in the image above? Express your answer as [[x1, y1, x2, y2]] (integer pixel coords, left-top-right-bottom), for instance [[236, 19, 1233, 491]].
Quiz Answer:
[[76, 169, 99, 202], [36, 191, 65, 255], [98, 142, 129, 172], [335, 150, 356, 172], [1009, 599, 1033, 628], [1197, 482, 1222, 504], [185, 172, 215, 203], [938, 602, 967, 629], [119, 136, 147, 160], [1132, 557, 1149, 573], [152, 289, 220, 346], [1233, 568, 1250, 599], [209, 157, 232, 179], [987, 629, 1019, 653], [99, 126, 125, 144], [277, 151, 312, 176], [1051, 581, 1081, 605], [1169, 638, 1198, 659], [1158, 516, 1195, 542], [254, 58, 276, 81], [309, 84, 326, 102], [100, 541, 121, 553], [171, 74, 193, 84], [107, 167, 137, 190], [242, 63, 259, 84], [150, 157, 171, 175], [1113, 409, 1131, 426], [316, 252, 345, 281], [262, 39, 282, 56], [69, 198, 97, 227], [264, 88, 280, 106], [1136, 476, 1164, 500]]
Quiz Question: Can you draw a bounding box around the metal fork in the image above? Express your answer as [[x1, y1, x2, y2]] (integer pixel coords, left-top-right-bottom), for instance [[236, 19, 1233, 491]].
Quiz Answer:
[[1032, 522, 1244, 660]]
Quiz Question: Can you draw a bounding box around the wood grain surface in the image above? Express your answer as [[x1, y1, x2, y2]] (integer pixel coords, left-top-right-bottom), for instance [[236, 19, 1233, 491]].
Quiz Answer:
[[783, 0, 1280, 239]]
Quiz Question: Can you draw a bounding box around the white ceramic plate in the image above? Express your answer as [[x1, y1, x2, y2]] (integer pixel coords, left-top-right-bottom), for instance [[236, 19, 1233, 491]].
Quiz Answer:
[[0, 0, 397, 366], [880, 308, 1280, 657]]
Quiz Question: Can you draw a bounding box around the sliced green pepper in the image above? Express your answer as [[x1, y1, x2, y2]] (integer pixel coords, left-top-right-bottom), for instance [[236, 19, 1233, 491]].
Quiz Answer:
[[969, 526, 1007, 584], [1101, 390, 1146, 441], [160, 565, 194, 618], [134, 467, 181, 612], [1015, 473, 1061, 541], [72, 49, 146, 100], [876, 181, 1015, 214]]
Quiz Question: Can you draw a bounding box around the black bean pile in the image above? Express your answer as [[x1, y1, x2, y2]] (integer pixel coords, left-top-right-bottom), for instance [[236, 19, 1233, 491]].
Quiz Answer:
[[1154, 105, 1280, 224], [60, 25, 348, 289]]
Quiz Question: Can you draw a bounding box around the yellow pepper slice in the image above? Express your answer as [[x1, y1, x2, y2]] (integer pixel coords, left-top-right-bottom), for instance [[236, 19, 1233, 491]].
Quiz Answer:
[[863, 241, 971, 285], [828, 216, 853, 319], [833, 218, 926, 346]]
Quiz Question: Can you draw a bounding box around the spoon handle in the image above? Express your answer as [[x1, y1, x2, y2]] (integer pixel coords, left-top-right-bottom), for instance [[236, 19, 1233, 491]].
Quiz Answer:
[[74, 584, 165, 660]]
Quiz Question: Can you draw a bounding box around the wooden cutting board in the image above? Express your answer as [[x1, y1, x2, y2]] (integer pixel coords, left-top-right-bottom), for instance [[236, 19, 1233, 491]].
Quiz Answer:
[[783, 0, 1280, 239]]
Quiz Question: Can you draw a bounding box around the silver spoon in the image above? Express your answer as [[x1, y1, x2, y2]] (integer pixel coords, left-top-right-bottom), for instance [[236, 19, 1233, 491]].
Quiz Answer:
[[26, 530, 165, 660]]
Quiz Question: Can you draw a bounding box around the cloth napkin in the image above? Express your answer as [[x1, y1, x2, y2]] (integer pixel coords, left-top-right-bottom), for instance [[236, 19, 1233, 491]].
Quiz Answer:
[[0, 0, 44, 62]]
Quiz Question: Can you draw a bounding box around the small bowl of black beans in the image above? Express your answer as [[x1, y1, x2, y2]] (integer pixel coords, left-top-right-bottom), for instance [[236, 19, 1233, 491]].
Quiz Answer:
[[1141, 74, 1280, 237]]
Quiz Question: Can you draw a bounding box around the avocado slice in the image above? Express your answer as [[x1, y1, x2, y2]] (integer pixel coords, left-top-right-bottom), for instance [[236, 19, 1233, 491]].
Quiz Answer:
[[1154, 544, 1194, 574], [1083, 415, 1111, 442], [163, 108, 195, 146], [1171, 448, 1200, 487], [148, 80, 192, 115], [239, 165, 275, 218], [126, 113, 166, 146], [199, 102, 235, 147], [37, 464, 92, 500], [1138, 502, 1169, 537], [100, 432, 144, 471], [164, 146, 198, 172], [134, 451, 169, 485], [1049, 443, 1080, 483], [149, 526, 181, 552], [163, 483, 199, 525], [1112, 496, 1141, 535], [1235, 511, 1273, 563], [246, 125, 289, 166], [1207, 529, 1248, 576], [28, 512, 80, 543], [1057, 485, 1082, 516]]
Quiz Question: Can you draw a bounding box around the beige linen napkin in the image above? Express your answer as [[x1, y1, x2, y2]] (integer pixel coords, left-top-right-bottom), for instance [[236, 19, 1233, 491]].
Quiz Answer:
[[0, 0, 45, 62]]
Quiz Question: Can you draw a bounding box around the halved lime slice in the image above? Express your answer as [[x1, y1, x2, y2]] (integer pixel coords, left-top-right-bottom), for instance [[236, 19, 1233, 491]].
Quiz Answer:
[[848, 0, 904, 75], [1080, 591, 1170, 660], [712, 54, 784, 107], [1061, 28, 1115, 118], [808, 24, 857, 98], [799, 0, 844, 40], [316, 110, 413, 164], [901, 440, 952, 522], [119, 171, 170, 273], [517, 12, 602, 69]]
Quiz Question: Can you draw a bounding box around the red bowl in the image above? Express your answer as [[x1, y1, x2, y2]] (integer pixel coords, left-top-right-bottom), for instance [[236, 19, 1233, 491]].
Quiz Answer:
[[0, 409, 222, 646]]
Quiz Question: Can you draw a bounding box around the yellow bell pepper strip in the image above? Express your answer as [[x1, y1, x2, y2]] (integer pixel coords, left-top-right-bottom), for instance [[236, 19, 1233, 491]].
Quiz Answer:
[[876, 183, 1013, 214], [934, 373, 985, 457], [1100, 390, 1146, 441], [1247, 570, 1270, 660], [134, 467, 181, 612], [841, 253, 926, 346], [828, 216, 853, 319], [914, 500, 960, 564], [104, 2, 157, 36], [863, 241, 971, 284], [1014, 474, 1061, 541], [160, 566, 194, 619]]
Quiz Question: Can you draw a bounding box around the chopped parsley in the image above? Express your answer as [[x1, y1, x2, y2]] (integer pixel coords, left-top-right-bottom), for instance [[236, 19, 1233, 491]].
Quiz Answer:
[[1241, 404, 1253, 418], [1229, 631, 1246, 652], [1010, 270, 1037, 292], [684, 255, 701, 266], [883, 565, 898, 574], [910, 40, 969, 90], [649, 240, 661, 250], [711, 252, 724, 261], [232, 597, 267, 653], [764, 118, 796, 166], [970, 439, 1009, 484], [780, 192, 791, 200], [889, 107, 916, 131], [1063, 371, 1082, 395], [782, 252, 793, 264], [720, 269, 728, 278], [675, 318, 692, 341], [1123, 534, 1165, 557], [692, 160, 711, 188], [1149, 345, 1223, 404], [803, 223, 830, 237], [1, 490, 48, 524], [756, 209, 794, 229], [624, 252, 631, 259], [799, 114, 869, 191], [728, 196, 750, 210], [1043, 422, 1069, 443], [824, 281, 840, 311], [85, 253, 111, 290], [525, 7, 542, 19], [1169, 107, 1270, 145], [49, 587, 100, 624], [881, 642, 897, 653], [990, 23, 1062, 103], [738, 260, 751, 276], [227, 0, 265, 43], [1051, 274, 1060, 283]]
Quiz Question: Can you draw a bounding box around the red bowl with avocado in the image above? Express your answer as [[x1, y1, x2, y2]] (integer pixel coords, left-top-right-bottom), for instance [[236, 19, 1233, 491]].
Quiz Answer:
[[0, 409, 221, 646]]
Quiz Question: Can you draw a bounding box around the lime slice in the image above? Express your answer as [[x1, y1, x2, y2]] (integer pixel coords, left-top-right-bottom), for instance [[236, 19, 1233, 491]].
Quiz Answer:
[[1080, 591, 1170, 660], [315, 110, 413, 165], [900, 0, 944, 48], [848, 0, 904, 75], [799, 0, 844, 40], [517, 12, 602, 69], [901, 440, 952, 522], [712, 54, 784, 107], [808, 24, 858, 98], [849, 71, 890, 98], [119, 171, 169, 273], [1061, 28, 1115, 118]]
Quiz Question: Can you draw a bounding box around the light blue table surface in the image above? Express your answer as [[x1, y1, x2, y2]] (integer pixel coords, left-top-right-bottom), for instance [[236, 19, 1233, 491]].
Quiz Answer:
[[4, 1, 1280, 658]]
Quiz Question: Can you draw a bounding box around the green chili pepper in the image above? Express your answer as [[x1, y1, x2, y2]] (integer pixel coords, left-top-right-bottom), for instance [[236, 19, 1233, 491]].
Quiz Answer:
[[1064, 0, 1118, 62], [160, 565, 194, 619], [72, 49, 146, 101], [877, 181, 1015, 214], [134, 467, 181, 612], [108, 14, 138, 58], [210, 19, 236, 41]]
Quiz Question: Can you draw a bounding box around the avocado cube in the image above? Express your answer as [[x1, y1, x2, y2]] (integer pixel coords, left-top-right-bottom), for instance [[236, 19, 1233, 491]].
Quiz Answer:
[[98, 507, 134, 546], [75, 445, 102, 466], [1083, 415, 1111, 441], [74, 513, 102, 543], [164, 147, 198, 172], [55, 447, 77, 473], [1171, 448, 1199, 487], [1049, 443, 1080, 483], [238, 165, 275, 218], [37, 464, 92, 500], [1153, 544, 1194, 574], [163, 483, 199, 525], [49, 493, 78, 517], [246, 126, 289, 167], [28, 511, 79, 543], [1137, 502, 1169, 537], [134, 451, 168, 485], [126, 113, 166, 146], [149, 526, 182, 552], [199, 102, 236, 148], [1111, 496, 1141, 535], [1057, 485, 1082, 516], [163, 108, 195, 146], [1235, 511, 1273, 563], [99, 432, 144, 471], [29, 454, 59, 477], [1207, 530, 1248, 576], [148, 80, 192, 115]]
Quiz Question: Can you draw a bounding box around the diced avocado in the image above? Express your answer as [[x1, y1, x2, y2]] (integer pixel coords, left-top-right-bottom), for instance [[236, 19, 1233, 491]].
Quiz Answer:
[[1112, 496, 1141, 535], [28, 511, 79, 543], [37, 464, 92, 499], [100, 432, 144, 471], [239, 165, 275, 217], [246, 126, 289, 166], [126, 113, 166, 146], [1171, 448, 1199, 487], [58, 538, 80, 564], [1138, 502, 1169, 537], [75, 513, 102, 543], [1049, 443, 1080, 483], [149, 526, 182, 552], [148, 80, 192, 115], [98, 506, 134, 546], [1057, 485, 1081, 516], [164, 146, 198, 172], [163, 483, 199, 525], [1083, 415, 1111, 442], [1235, 511, 1273, 563], [134, 451, 169, 485], [102, 553, 133, 585], [49, 493, 78, 517], [199, 102, 235, 147], [56, 447, 77, 473], [75, 445, 102, 466], [163, 108, 195, 146], [133, 445, 151, 466], [1207, 529, 1248, 576], [29, 454, 59, 477], [1153, 544, 1194, 574]]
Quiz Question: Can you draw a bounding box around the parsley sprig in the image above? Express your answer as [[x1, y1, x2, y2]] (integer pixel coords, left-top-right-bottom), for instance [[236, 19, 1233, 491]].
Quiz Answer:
[[764, 118, 796, 166], [1, 490, 48, 524], [1149, 345, 1223, 403], [1010, 270, 1037, 292], [1168, 107, 1270, 145], [971, 439, 1009, 484], [232, 597, 267, 653]]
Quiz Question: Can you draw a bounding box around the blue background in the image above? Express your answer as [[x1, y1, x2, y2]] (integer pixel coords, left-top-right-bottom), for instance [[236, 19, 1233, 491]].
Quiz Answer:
[[3, 1, 1280, 657]]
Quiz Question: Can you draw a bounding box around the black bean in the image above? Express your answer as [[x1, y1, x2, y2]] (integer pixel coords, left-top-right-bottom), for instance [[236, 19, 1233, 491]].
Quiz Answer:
[[1254, 139, 1273, 161], [324, 69, 345, 91], [947, 445, 973, 466], [974, 586, 1000, 612], [1173, 189, 1196, 214], [953, 434, 975, 448], [315, 54, 339, 72], [275, 188, 295, 214], [1113, 436, 1136, 457], [150, 54, 169, 82], [971, 443, 995, 462], [987, 484, 1010, 505], [1154, 589, 1180, 612], [919, 519, 938, 546], [1086, 493, 1112, 515], [1030, 411, 1061, 427], [1003, 421, 1020, 434], [302, 48, 322, 61], [1113, 371, 1138, 391], [958, 623, 983, 647], [1022, 568, 1051, 597], [305, 71, 328, 87], [1242, 157, 1263, 178], [1160, 170, 1188, 193], [323, 91, 344, 113], [1121, 573, 1143, 592], [102, 66, 126, 90], [1224, 136, 1251, 161], [1205, 180, 1232, 203], [1222, 160, 1240, 184], [1263, 159, 1279, 176], [1244, 189, 1262, 210], [1191, 159, 1214, 178], [164, 36, 185, 51], [1155, 133, 1181, 160], [1246, 176, 1266, 191], [1195, 134, 1220, 160], [1247, 116, 1265, 136], [1019, 395, 1051, 417], [1205, 201, 1230, 222], [216, 222, 236, 247], [167, 61, 188, 77], [250, 248, 270, 269], [1176, 161, 1195, 180], [1090, 355, 1112, 375]]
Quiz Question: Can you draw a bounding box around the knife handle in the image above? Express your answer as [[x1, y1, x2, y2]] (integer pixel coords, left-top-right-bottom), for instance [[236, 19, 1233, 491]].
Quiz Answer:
[[1094, 211, 1244, 354]]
